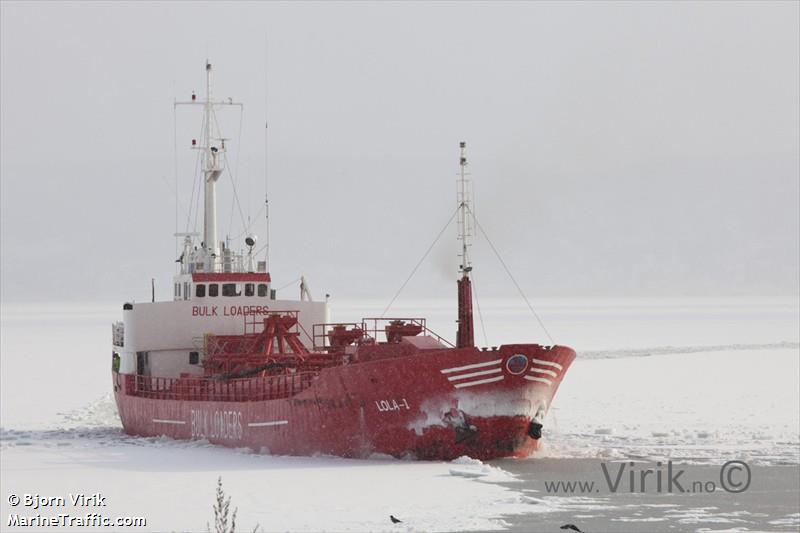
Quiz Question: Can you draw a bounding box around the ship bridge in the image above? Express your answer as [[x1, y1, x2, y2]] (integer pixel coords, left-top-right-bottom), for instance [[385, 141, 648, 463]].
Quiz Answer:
[[172, 235, 274, 302]]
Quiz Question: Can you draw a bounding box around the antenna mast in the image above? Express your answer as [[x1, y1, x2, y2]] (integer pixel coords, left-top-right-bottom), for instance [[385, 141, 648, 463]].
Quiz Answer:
[[175, 61, 243, 273], [201, 61, 223, 271], [456, 141, 475, 348], [264, 38, 270, 272], [457, 141, 473, 274]]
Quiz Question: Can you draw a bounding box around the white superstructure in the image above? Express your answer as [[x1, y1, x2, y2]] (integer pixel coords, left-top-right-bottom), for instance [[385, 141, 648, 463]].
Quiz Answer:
[[112, 62, 329, 379]]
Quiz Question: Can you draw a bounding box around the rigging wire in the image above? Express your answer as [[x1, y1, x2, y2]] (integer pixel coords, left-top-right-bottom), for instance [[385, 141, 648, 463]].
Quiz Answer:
[[251, 241, 268, 257], [222, 154, 250, 242], [159, 174, 192, 222], [381, 206, 460, 318], [467, 204, 555, 345], [228, 203, 267, 240], [222, 107, 245, 240], [191, 145, 204, 235], [176, 107, 202, 233], [221, 156, 250, 242], [276, 277, 302, 292], [264, 35, 271, 270], [187, 112, 206, 234], [467, 183, 488, 346], [209, 97, 248, 243], [173, 94, 179, 263], [470, 269, 490, 347]]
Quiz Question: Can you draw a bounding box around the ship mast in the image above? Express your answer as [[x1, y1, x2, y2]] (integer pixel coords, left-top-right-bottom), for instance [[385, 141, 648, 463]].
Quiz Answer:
[[175, 61, 243, 273], [456, 141, 475, 348], [201, 61, 224, 271]]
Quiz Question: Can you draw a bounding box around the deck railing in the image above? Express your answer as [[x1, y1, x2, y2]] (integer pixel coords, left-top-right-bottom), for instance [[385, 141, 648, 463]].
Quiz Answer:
[[361, 317, 455, 347], [312, 318, 454, 350], [124, 371, 317, 402]]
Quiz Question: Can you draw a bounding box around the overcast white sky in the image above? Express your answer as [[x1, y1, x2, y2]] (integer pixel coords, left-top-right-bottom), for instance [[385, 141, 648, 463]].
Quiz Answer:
[[1, 1, 798, 305]]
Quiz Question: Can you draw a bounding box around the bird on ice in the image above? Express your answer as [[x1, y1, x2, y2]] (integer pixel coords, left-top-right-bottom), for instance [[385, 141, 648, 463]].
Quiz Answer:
[[390, 515, 402, 524]]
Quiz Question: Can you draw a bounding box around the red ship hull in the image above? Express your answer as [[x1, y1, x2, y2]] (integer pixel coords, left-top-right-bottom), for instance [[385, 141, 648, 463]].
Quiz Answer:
[[113, 344, 575, 460]]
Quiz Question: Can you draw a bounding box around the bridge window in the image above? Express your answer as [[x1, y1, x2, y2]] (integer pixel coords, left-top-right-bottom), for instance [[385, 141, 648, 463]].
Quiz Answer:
[[195, 284, 206, 297], [258, 284, 268, 297], [189, 351, 199, 365], [245, 283, 255, 297], [208, 284, 219, 297], [222, 283, 241, 297]]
